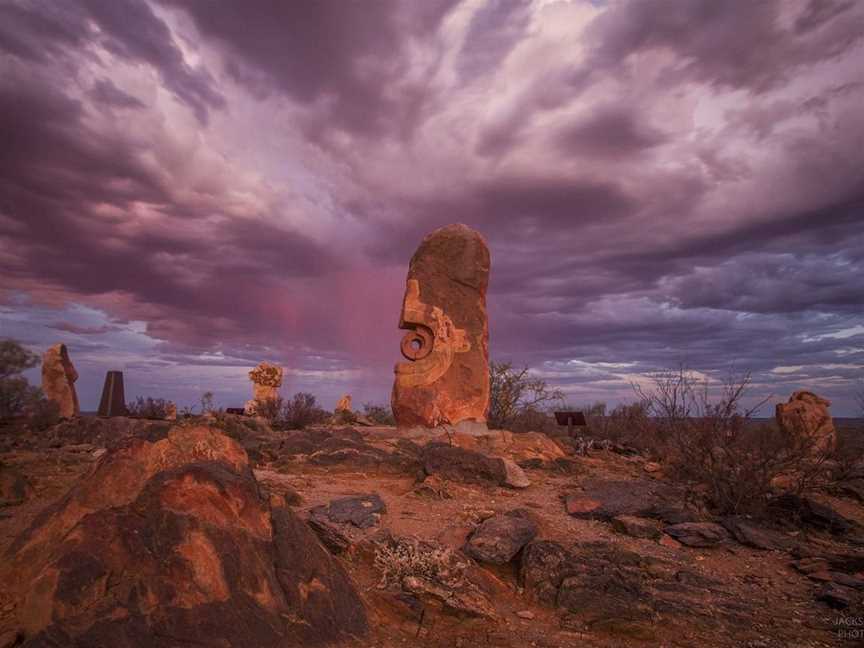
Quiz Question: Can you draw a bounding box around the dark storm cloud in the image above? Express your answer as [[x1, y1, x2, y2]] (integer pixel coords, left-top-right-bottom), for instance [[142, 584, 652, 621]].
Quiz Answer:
[[1, 0, 863, 413], [89, 78, 146, 110], [586, 0, 864, 92], [0, 0, 223, 123], [159, 0, 457, 135], [554, 106, 667, 158]]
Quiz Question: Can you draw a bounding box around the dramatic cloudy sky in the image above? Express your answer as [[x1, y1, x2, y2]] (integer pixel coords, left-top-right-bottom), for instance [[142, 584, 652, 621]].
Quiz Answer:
[[1, 0, 862, 415]]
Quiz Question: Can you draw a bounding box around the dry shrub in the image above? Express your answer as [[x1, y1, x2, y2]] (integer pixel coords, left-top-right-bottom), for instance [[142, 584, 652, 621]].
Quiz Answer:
[[631, 367, 839, 514], [374, 536, 467, 590], [582, 401, 652, 448], [362, 403, 395, 426], [127, 396, 171, 419]]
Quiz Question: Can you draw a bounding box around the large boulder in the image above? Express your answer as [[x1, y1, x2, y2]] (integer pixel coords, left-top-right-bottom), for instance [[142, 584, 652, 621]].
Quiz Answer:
[[464, 511, 537, 564], [2, 426, 368, 647], [422, 443, 530, 488], [40, 344, 79, 418], [776, 390, 836, 455], [391, 224, 490, 429], [308, 494, 387, 554]]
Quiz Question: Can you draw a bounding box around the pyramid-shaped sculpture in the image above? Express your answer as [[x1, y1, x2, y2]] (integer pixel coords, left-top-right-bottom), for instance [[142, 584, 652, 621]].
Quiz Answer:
[[98, 370, 127, 417]]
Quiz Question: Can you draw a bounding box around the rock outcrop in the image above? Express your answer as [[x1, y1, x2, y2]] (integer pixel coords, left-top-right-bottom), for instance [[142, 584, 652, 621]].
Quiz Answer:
[[2, 426, 368, 646], [464, 510, 537, 564], [776, 390, 836, 455], [40, 344, 78, 418], [391, 224, 490, 429]]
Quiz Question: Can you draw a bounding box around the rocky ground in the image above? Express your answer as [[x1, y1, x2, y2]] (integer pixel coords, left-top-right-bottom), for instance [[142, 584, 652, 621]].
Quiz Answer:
[[1, 415, 862, 647]]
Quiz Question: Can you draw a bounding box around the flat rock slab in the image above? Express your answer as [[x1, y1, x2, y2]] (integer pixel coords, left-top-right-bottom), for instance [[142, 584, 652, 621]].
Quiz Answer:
[[770, 494, 859, 535], [664, 522, 730, 548], [423, 443, 530, 489], [612, 515, 662, 540], [721, 516, 795, 551], [464, 510, 537, 564], [312, 494, 386, 528], [564, 479, 680, 521], [308, 494, 386, 554]]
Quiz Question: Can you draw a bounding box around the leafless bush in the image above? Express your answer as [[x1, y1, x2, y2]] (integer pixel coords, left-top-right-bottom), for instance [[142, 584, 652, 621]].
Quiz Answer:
[[279, 392, 329, 430], [488, 361, 565, 430], [127, 396, 171, 419], [630, 366, 830, 514], [582, 401, 652, 448], [363, 403, 395, 426], [374, 536, 467, 590], [253, 397, 283, 422]]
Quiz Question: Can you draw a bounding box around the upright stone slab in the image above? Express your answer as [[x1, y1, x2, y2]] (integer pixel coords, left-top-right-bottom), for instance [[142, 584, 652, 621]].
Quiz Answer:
[[98, 370, 127, 417], [41, 343, 79, 418], [392, 223, 490, 429]]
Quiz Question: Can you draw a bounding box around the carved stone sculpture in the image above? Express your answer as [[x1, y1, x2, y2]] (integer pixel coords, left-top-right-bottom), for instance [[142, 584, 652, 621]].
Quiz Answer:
[[391, 223, 490, 429], [41, 343, 79, 418], [245, 362, 283, 414], [335, 394, 352, 413], [776, 390, 836, 455], [98, 370, 127, 417]]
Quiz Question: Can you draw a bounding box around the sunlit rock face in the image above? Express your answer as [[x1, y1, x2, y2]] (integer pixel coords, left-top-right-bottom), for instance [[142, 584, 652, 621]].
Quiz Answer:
[[40, 343, 79, 418], [776, 390, 837, 455], [2, 426, 368, 646], [391, 224, 490, 429], [246, 362, 283, 414]]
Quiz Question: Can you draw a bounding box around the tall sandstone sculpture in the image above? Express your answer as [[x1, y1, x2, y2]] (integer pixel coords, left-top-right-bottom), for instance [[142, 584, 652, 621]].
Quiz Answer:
[[41, 343, 79, 418], [392, 223, 490, 429], [776, 390, 837, 455]]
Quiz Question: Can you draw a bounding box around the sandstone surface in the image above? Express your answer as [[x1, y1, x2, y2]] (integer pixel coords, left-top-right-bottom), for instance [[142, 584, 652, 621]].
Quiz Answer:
[[392, 224, 490, 428]]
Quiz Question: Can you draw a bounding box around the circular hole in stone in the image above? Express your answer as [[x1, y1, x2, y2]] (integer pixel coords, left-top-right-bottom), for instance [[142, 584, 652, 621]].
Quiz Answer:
[[411, 338, 422, 351]]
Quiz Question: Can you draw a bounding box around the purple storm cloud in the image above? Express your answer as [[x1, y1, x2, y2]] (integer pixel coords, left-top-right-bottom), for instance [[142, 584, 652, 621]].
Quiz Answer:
[[0, 0, 862, 414]]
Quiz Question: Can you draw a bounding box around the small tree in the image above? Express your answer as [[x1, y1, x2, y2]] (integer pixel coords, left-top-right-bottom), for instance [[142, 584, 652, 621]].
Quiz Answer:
[[363, 403, 395, 426], [629, 366, 839, 514], [281, 392, 328, 429], [127, 397, 171, 419], [0, 339, 41, 422], [487, 361, 565, 430]]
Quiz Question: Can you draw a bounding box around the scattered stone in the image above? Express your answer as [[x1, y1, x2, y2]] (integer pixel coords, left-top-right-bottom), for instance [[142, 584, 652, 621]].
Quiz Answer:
[[516, 610, 535, 619], [564, 479, 680, 521], [391, 224, 491, 429], [639, 503, 695, 525], [308, 494, 386, 554], [721, 516, 793, 551], [312, 494, 386, 529], [770, 493, 858, 534], [792, 557, 830, 575], [2, 426, 368, 645], [643, 461, 661, 473], [612, 515, 662, 540], [402, 575, 498, 619], [519, 540, 572, 605], [40, 343, 79, 418], [815, 582, 855, 609], [658, 535, 682, 549], [502, 458, 531, 488], [663, 522, 730, 547], [776, 390, 836, 455], [464, 511, 538, 564]]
